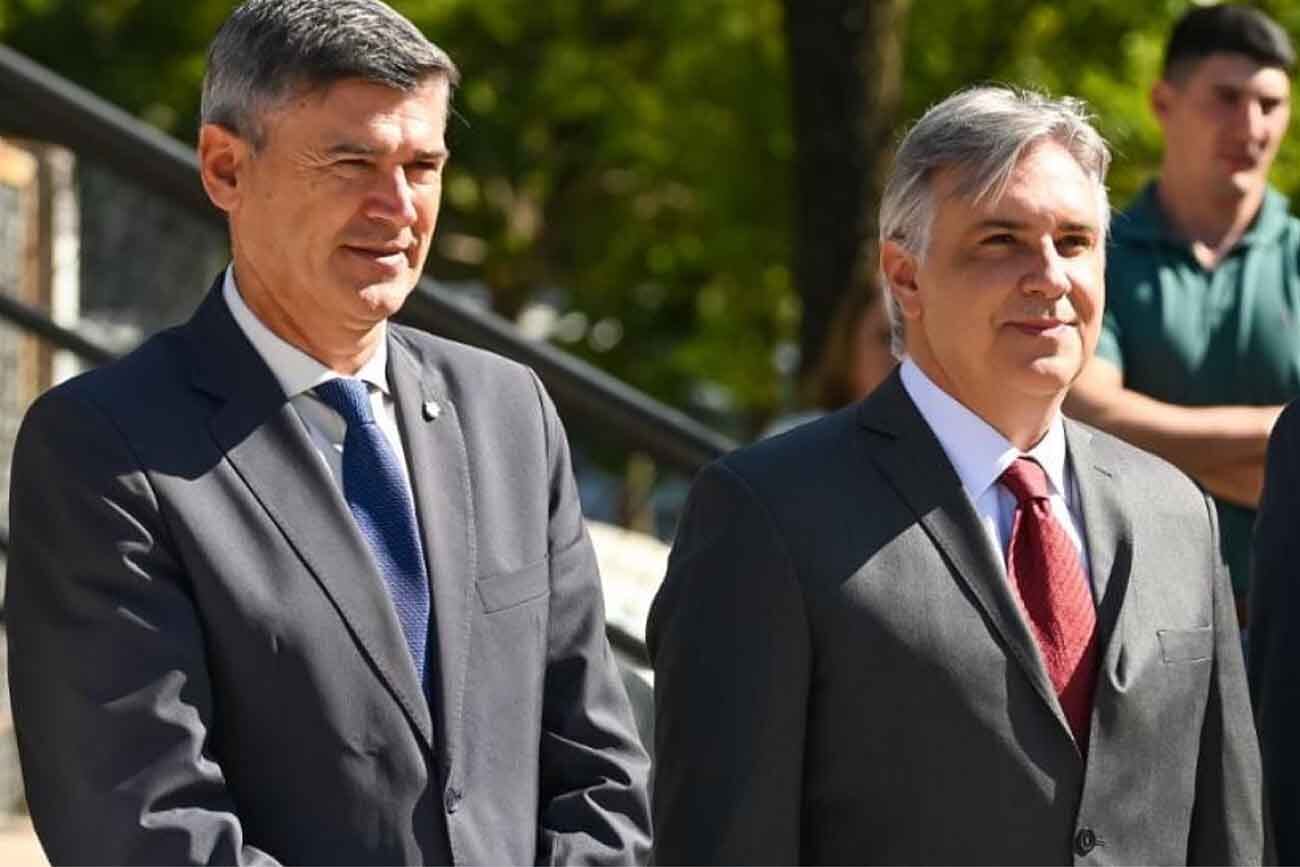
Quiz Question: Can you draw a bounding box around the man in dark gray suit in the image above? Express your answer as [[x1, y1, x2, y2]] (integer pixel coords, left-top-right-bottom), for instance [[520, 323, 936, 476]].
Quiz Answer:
[[1250, 404, 1300, 863], [5, 1, 650, 863], [649, 86, 1263, 864]]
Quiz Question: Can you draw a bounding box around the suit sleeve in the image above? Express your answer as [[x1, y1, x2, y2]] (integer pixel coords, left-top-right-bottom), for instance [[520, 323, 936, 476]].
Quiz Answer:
[[646, 460, 810, 866], [1188, 488, 1265, 864], [6, 388, 278, 866], [528, 372, 652, 866], [1249, 399, 1300, 865]]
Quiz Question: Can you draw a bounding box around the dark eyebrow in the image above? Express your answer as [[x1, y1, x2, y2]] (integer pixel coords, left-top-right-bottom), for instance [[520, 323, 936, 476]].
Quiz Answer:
[[325, 142, 377, 157], [972, 219, 1027, 233], [323, 143, 450, 161], [971, 218, 1098, 234]]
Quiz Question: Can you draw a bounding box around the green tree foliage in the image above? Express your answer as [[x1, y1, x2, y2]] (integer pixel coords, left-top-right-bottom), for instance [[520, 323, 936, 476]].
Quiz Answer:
[[3, 1, 1298, 433], [396, 0, 793, 433]]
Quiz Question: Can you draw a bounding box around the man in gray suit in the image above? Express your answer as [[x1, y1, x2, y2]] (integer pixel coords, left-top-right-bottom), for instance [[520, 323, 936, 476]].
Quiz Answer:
[[5, 1, 650, 863], [648, 86, 1263, 864]]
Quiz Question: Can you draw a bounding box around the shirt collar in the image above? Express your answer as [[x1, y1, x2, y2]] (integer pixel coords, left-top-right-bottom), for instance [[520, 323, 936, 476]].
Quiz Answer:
[[1112, 181, 1291, 248], [223, 265, 390, 400], [899, 357, 1068, 501]]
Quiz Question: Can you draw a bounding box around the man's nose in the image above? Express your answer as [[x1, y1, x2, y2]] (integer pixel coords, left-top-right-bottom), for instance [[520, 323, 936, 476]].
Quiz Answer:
[[1238, 98, 1269, 143], [1022, 240, 1071, 298], [367, 167, 419, 226]]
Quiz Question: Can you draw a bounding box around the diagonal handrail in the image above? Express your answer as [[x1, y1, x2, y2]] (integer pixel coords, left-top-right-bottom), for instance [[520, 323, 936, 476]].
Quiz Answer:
[[0, 291, 119, 366], [0, 43, 735, 476]]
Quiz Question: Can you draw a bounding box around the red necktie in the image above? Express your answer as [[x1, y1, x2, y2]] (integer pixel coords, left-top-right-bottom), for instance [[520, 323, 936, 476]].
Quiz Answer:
[[999, 457, 1098, 753]]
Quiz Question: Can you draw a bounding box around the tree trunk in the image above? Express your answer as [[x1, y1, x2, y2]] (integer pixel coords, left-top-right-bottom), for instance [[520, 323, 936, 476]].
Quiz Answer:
[[783, 0, 909, 383]]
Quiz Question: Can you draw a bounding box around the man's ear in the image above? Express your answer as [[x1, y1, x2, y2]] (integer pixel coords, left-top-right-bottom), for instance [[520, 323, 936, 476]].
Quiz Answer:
[[880, 239, 922, 322], [197, 123, 249, 214], [1150, 79, 1173, 126]]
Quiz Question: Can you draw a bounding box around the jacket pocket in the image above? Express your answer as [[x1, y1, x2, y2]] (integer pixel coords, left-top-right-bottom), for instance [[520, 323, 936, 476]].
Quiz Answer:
[[477, 559, 550, 613], [1157, 626, 1213, 663]]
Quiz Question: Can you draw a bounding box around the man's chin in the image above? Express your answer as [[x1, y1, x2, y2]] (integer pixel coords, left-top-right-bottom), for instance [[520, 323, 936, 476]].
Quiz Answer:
[[1012, 355, 1080, 399], [1220, 170, 1266, 201], [355, 280, 418, 317]]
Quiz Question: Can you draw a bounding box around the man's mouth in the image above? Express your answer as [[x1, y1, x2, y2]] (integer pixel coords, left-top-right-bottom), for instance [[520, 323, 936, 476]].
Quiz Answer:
[[341, 243, 413, 273], [1007, 318, 1073, 336], [343, 243, 411, 261], [1218, 152, 1260, 173]]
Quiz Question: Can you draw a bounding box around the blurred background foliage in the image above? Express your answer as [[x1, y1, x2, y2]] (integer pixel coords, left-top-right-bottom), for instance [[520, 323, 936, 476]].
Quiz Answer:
[[2, 0, 1297, 436]]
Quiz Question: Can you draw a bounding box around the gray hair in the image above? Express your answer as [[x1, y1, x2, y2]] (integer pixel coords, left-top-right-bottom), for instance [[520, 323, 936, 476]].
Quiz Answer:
[[201, 0, 460, 148], [877, 86, 1112, 355]]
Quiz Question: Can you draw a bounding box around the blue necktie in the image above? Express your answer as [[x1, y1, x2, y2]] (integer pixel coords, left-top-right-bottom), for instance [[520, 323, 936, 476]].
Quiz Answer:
[[314, 378, 431, 689]]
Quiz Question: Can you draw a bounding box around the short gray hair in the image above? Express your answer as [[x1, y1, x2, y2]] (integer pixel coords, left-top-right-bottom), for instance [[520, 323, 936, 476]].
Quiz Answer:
[[201, 0, 460, 147], [877, 86, 1111, 355]]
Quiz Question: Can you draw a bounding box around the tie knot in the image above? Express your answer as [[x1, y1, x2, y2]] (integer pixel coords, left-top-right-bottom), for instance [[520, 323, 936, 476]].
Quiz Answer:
[[314, 378, 374, 427], [999, 457, 1051, 504]]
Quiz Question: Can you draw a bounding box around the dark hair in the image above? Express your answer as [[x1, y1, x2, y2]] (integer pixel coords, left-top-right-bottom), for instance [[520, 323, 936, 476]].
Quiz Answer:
[[201, 0, 459, 146], [1163, 4, 1295, 82]]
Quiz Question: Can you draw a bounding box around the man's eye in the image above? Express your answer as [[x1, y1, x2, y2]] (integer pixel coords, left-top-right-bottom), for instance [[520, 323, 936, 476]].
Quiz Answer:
[[981, 233, 1016, 246], [1057, 235, 1093, 254], [409, 161, 443, 178]]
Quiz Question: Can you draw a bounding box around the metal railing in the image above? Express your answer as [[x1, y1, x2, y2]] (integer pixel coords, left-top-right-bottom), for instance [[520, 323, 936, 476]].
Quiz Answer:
[[0, 43, 735, 476], [0, 289, 122, 564], [0, 292, 118, 367]]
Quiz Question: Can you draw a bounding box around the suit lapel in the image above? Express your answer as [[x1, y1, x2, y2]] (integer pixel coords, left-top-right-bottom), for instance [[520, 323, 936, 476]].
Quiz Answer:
[[859, 372, 1069, 735], [185, 286, 434, 748], [1063, 420, 1134, 677], [388, 333, 476, 777]]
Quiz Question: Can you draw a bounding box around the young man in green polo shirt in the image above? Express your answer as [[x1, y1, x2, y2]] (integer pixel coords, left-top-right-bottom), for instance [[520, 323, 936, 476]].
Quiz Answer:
[[1066, 4, 1296, 625]]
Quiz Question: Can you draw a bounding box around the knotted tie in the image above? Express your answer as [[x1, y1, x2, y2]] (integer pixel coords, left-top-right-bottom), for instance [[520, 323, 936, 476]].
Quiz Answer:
[[315, 378, 431, 687], [999, 457, 1097, 751]]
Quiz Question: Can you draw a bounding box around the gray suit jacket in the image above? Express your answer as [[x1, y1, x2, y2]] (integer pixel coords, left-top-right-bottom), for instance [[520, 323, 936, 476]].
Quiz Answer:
[[6, 284, 651, 865], [648, 370, 1262, 865]]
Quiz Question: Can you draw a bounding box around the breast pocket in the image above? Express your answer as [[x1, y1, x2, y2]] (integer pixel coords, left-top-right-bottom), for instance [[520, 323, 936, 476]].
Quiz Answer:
[[1157, 626, 1213, 663], [477, 559, 550, 613]]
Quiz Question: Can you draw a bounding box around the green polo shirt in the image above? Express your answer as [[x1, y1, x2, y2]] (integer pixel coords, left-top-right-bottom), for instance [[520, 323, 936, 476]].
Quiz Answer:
[[1098, 182, 1300, 597]]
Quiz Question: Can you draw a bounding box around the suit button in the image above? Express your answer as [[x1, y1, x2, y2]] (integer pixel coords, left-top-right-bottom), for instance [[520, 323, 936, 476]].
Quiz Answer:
[[1074, 827, 1097, 856], [444, 787, 462, 814]]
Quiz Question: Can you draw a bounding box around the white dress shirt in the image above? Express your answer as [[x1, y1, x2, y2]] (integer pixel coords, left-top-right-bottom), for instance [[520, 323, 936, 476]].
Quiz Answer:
[[222, 266, 412, 490], [899, 358, 1093, 591]]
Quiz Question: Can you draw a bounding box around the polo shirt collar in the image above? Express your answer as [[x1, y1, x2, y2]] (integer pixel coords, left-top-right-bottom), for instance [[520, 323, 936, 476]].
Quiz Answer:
[[1112, 181, 1291, 247], [222, 265, 390, 401], [899, 358, 1069, 503]]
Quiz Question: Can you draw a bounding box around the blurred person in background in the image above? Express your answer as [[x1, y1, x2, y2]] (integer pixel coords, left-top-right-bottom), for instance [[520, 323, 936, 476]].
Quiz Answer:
[[764, 284, 896, 437], [1066, 3, 1297, 631]]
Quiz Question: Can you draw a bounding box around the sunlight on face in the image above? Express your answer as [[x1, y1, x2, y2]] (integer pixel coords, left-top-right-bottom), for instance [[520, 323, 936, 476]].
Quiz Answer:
[[893, 140, 1106, 433], [230, 76, 450, 348]]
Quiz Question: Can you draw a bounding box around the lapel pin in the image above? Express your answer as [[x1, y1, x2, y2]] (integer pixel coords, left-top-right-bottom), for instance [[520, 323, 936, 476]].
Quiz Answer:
[[422, 399, 442, 421]]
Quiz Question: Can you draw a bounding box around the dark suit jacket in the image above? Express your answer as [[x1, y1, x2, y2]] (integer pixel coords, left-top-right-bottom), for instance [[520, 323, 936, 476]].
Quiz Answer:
[[6, 283, 651, 865], [648, 370, 1262, 865], [1250, 398, 1300, 864]]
